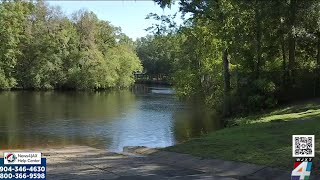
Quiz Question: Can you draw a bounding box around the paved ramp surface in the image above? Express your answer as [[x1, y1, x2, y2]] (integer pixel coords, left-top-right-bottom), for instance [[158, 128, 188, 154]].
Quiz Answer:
[[0, 146, 309, 180], [45, 146, 236, 179]]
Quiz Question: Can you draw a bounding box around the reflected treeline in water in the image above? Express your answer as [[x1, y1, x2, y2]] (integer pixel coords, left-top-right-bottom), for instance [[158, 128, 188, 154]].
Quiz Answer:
[[131, 84, 150, 95], [131, 84, 175, 95], [0, 87, 223, 151], [0, 91, 137, 149], [0, 90, 137, 120], [172, 103, 222, 142], [0, 132, 110, 150]]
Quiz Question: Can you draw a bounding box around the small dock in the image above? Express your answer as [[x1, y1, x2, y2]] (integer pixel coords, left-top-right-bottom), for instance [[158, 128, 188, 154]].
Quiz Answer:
[[134, 73, 172, 85]]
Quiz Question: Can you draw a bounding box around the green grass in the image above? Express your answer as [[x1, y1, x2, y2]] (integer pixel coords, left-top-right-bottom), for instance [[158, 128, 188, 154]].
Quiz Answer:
[[231, 100, 320, 125], [166, 99, 320, 171]]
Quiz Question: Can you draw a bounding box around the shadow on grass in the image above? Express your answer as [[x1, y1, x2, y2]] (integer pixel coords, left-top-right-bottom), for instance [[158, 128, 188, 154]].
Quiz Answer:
[[167, 99, 320, 172], [271, 102, 320, 115], [232, 99, 320, 125], [167, 116, 320, 171]]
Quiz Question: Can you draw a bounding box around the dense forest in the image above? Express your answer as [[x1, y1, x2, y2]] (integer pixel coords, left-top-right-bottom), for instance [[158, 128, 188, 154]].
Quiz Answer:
[[0, 1, 142, 90], [2, 0, 320, 116], [136, 0, 320, 115]]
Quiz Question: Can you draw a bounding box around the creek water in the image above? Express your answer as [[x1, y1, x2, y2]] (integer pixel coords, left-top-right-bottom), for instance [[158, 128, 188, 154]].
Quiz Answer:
[[0, 85, 222, 152]]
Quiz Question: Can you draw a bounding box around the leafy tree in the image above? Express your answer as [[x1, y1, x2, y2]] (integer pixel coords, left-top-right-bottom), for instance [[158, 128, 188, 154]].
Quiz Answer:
[[0, 1, 142, 90], [136, 35, 178, 76], [0, 1, 32, 89], [152, 0, 320, 114], [108, 44, 142, 88]]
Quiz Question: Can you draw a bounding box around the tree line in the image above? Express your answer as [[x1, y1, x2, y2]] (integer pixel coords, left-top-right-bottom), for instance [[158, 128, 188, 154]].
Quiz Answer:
[[0, 1, 142, 90], [137, 0, 320, 115]]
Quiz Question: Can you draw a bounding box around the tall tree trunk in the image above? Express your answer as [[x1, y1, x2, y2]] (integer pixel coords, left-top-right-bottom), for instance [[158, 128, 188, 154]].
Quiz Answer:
[[317, 33, 320, 66], [316, 33, 320, 97], [223, 48, 231, 117], [288, 0, 297, 83], [254, 3, 262, 79], [281, 33, 287, 86], [288, 33, 296, 74]]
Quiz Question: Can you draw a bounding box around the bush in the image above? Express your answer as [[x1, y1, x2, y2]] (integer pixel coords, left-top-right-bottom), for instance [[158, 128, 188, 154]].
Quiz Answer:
[[246, 78, 277, 111]]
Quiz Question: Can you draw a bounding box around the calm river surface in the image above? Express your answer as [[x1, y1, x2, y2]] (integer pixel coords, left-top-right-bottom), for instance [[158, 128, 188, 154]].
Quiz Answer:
[[0, 85, 222, 152]]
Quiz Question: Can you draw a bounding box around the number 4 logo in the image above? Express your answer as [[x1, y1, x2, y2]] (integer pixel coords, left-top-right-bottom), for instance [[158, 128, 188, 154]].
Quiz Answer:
[[291, 161, 312, 180]]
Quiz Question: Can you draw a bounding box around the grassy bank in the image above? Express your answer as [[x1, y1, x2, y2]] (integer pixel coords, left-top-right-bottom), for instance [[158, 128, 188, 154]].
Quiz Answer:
[[166, 99, 320, 170]]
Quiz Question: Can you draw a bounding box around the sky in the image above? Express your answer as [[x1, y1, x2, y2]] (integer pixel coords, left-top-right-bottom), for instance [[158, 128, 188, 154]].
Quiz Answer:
[[48, 1, 183, 40]]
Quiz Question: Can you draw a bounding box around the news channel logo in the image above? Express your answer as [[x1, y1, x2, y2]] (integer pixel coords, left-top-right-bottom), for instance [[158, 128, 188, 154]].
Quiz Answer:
[[291, 135, 315, 180], [3, 152, 41, 165], [4, 153, 17, 163]]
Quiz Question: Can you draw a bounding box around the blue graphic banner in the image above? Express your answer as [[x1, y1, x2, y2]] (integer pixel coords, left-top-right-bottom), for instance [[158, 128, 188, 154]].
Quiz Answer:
[[0, 158, 46, 179]]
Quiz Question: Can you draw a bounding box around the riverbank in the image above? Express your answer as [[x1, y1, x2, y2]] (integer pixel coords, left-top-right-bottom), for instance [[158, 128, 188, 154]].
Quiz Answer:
[[166, 99, 320, 172]]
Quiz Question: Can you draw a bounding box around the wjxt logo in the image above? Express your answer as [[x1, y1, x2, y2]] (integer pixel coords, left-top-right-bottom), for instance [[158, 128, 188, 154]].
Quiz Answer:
[[5, 153, 17, 163]]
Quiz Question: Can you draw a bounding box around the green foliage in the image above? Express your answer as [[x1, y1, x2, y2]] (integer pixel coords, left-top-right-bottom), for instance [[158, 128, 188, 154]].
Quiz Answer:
[[138, 17, 225, 108], [246, 79, 277, 111], [150, 0, 320, 114], [107, 44, 142, 88], [0, 1, 31, 89], [0, 69, 16, 89], [0, 1, 142, 90], [136, 35, 178, 75]]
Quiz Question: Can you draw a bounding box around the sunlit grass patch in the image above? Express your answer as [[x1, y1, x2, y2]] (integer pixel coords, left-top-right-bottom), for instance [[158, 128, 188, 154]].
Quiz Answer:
[[232, 100, 320, 125], [166, 99, 320, 170]]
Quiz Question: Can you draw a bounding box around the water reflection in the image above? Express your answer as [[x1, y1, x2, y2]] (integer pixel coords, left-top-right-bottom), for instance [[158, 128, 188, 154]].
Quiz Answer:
[[0, 86, 222, 151]]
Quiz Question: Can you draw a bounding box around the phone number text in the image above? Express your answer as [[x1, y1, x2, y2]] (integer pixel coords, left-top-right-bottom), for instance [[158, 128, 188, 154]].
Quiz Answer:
[[0, 166, 45, 172], [0, 173, 45, 179]]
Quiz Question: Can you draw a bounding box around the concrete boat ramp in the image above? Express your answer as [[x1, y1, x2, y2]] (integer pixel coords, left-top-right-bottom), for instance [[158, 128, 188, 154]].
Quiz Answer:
[[0, 145, 310, 179]]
